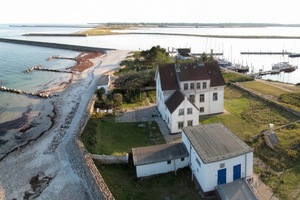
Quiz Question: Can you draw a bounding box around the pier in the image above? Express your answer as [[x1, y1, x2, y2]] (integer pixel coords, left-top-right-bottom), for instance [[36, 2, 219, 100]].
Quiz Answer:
[[240, 50, 291, 55]]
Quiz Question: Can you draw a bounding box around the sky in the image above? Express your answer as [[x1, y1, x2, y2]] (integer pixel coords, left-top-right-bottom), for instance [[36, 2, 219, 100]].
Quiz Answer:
[[1, 0, 299, 24]]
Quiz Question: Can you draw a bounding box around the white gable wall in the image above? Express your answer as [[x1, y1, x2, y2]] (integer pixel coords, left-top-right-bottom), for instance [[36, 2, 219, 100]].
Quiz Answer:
[[209, 86, 225, 114], [168, 97, 199, 133], [136, 157, 189, 178], [182, 131, 253, 193]]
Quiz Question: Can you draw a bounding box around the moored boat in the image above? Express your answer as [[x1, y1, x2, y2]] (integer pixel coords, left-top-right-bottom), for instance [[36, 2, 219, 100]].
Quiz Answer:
[[272, 62, 297, 73]]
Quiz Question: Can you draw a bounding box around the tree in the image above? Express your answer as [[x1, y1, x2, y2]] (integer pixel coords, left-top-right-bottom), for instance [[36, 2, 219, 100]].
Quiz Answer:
[[113, 93, 123, 111], [140, 45, 172, 64], [96, 87, 106, 102]]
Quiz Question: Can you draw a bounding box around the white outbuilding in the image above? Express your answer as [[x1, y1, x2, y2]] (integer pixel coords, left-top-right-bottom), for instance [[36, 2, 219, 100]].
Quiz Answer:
[[181, 123, 253, 195], [132, 142, 189, 178]]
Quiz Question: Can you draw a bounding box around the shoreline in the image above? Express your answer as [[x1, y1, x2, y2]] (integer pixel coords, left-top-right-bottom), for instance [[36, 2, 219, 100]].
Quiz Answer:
[[0, 50, 105, 160], [0, 50, 129, 199]]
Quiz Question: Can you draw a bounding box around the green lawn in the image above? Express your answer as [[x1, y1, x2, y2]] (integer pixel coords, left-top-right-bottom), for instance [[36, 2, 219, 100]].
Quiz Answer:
[[81, 118, 165, 155]]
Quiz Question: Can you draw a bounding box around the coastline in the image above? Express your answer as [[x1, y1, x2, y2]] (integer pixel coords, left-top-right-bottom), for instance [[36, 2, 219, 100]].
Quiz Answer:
[[0, 50, 129, 199], [0, 50, 104, 160]]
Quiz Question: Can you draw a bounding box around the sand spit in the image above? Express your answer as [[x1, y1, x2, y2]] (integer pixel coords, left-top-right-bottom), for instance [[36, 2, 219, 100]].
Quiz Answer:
[[0, 50, 130, 200]]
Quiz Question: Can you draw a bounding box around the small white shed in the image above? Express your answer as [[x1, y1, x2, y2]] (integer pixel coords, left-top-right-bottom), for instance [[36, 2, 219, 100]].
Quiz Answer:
[[132, 142, 189, 178], [181, 123, 253, 195], [97, 75, 110, 94]]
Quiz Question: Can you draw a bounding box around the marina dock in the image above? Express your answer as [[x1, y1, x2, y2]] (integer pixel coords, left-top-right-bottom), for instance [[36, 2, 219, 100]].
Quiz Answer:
[[240, 51, 291, 55]]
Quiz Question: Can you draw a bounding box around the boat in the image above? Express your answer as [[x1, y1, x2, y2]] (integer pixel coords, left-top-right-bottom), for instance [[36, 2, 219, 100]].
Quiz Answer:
[[227, 64, 249, 73], [217, 58, 232, 67], [272, 62, 297, 73], [288, 53, 300, 58], [281, 66, 298, 73]]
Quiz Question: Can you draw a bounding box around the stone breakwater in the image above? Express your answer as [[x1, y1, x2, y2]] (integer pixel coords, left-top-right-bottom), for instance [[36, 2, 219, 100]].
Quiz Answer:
[[0, 86, 54, 98], [0, 38, 115, 52], [24, 65, 73, 74]]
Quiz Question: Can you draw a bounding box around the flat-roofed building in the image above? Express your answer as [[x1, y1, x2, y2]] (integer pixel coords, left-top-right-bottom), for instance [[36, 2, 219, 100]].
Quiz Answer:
[[181, 123, 253, 195]]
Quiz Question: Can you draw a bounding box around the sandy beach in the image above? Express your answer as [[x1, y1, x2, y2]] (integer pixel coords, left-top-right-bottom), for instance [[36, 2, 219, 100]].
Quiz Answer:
[[0, 50, 130, 199]]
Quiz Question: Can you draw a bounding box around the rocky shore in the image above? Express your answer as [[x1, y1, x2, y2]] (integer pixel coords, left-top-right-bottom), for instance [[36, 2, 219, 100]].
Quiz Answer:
[[0, 50, 130, 200]]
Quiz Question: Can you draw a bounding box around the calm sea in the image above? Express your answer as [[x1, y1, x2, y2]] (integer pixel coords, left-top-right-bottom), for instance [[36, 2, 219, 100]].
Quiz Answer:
[[0, 24, 300, 156]]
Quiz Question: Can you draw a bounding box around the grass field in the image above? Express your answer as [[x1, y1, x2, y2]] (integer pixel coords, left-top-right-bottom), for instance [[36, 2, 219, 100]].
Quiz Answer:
[[201, 86, 299, 140], [81, 117, 165, 155]]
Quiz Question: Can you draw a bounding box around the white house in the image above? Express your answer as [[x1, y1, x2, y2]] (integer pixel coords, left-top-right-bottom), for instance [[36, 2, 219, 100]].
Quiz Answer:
[[155, 61, 226, 133], [132, 142, 189, 178], [181, 123, 253, 195]]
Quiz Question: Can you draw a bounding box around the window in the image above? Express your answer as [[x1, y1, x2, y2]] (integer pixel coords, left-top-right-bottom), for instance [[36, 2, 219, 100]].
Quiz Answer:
[[196, 158, 201, 167], [181, 158, 185, 162], [200, 107, 204, 113], [199, 94, 205, 103], [187, 120, 193, 126], [197, 82, 201, 89], [167, 160, 171, 164], [213, 92, 218, 101], [187, 108, 193, 114], [220, 163, 225, 168], [202, 82, 207, 89], [178, 121, 184, 129], [189, 95, 195, 104], [190, 83, 194, 90], [178, 108, 184, 116], [184, 83, 188, 90]]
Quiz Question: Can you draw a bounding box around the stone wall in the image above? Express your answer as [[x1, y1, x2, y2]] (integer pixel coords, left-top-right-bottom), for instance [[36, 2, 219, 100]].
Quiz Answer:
[[230, 82, 300, 117], [65, 95, 114, 200]]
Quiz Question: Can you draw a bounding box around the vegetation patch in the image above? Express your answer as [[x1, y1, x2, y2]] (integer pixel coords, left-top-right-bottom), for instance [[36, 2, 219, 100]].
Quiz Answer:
[[222, 71, 254, 83], [279, 92, 300, 108], [96, 164, 202, 200]]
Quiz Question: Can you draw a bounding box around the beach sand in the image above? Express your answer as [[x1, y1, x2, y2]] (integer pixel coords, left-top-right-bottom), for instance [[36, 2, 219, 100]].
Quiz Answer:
[[0, 50, 130, 199]]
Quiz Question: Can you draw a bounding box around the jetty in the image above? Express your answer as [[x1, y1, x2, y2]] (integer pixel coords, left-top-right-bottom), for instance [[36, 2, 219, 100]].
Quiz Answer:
[[0, 86, 54, 98], [0, 38, 115, 52], [24, 66, 72, 74], [46, 55, 76, 61]]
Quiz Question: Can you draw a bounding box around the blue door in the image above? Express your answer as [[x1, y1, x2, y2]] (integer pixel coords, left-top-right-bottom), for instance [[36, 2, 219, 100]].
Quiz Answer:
[[217, 168, 226, 185], [233, 164, 241, 180]]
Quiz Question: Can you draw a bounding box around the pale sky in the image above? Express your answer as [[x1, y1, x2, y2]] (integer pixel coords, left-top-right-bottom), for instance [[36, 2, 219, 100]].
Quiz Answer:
[[1, 0, 299, 24]]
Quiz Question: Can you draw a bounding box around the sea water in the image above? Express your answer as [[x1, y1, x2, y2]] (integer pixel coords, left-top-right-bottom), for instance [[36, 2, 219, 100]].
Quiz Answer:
[[0, 42, 79, 127]]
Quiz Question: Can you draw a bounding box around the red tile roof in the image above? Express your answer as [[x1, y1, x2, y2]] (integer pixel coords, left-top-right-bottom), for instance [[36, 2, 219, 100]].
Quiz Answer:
[[158, 63, 179, 91], [165, 90, 185, 113], [204, 61, 226, 87]]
